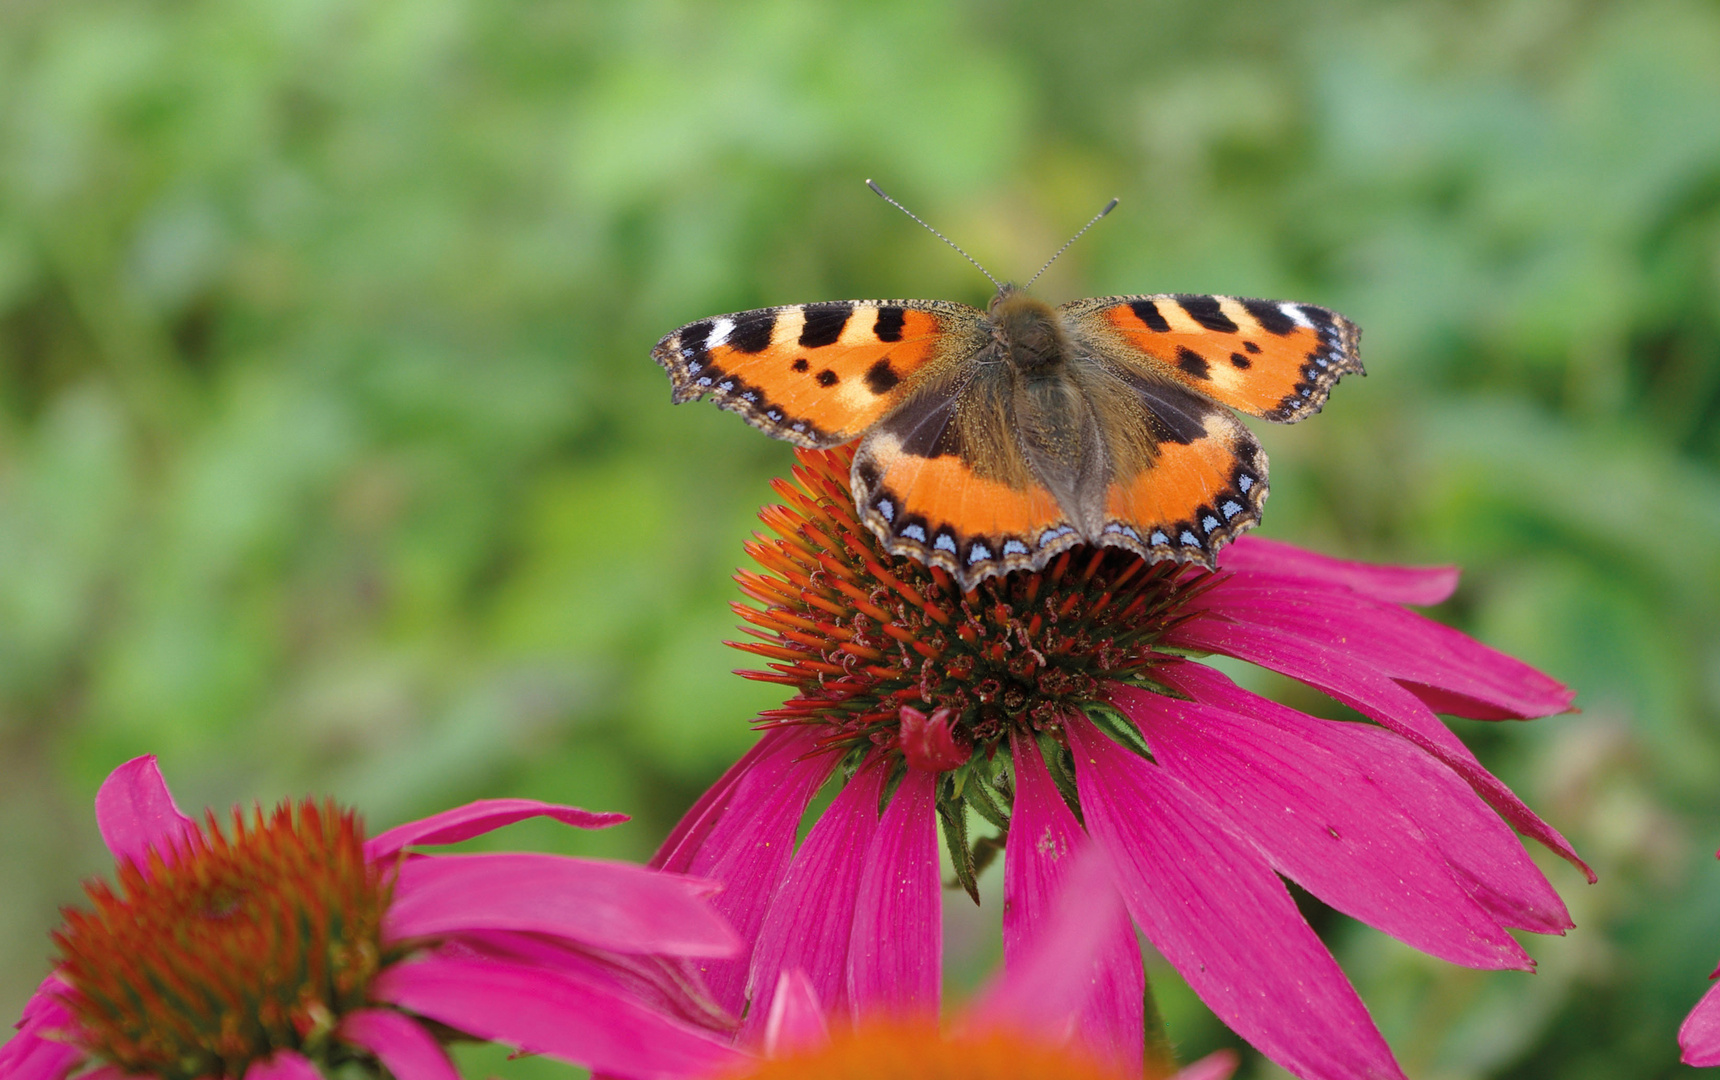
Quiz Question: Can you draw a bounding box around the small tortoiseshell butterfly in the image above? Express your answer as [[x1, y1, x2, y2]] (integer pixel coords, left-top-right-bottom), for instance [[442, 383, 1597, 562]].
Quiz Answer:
[[654, 183, 1363, 590]]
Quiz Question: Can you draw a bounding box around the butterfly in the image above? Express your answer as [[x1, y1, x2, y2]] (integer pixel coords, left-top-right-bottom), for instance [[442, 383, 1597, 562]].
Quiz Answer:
[[653, 192, 1363, 591]]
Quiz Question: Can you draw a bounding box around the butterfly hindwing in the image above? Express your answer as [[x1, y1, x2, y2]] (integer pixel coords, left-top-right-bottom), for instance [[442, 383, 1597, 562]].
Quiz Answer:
[[653, 299, 989, 448], [1083, 365, 1269, 567], [1061, 293, 1362, 423], [851, 366, 1088, 590]]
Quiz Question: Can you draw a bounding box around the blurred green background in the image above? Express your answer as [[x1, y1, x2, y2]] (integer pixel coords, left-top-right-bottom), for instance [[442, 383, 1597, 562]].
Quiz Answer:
[[2, 0, 1718, 1076]]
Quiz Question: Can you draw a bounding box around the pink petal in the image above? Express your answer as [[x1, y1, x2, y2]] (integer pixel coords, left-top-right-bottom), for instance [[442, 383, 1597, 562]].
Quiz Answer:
[[651, 724, 838, 1015], [338, 1009, 459, 1080], [374, 953, 744, 1080], [1682, 980, 1720, 1066], [386, 852, 738, 957], [847, 766, 940, 1019], [742, 756, 887, 1041], [1166, 616, 1595, 882], [1064, 714, 1406, 1080], [1175, 1050, 1241, 1080], [763, 970, 831, 1057], [1184, 576, 1573, 720], [1110, 682, 1531, 971], [0, 1030, 83, 1080], [94, 756, 197, 868], [2, 978, 83, 1080], [242, 1050, 320, 1080], [1218, 536, 1460, 606], [1159, 661, 1571, 935], [975, 837, 1133, 1057], [431, 930, 735, 1035], [998, 730, 1143, 1069], [651, 726, 800, 873], [365, 799, 626, 862], [899, 706, 970, 772]]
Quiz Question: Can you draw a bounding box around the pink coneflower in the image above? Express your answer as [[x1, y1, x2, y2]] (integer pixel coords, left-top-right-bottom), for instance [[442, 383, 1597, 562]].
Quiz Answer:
[[3, 755, 744, 1080], [655, 446, 1591, 1080]]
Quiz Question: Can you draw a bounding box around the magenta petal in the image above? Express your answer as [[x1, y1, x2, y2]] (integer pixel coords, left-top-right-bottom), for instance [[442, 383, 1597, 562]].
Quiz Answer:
[[1166, 616, 1594, 882], [1159, 661, 1571, 935], [1682, 981, 1720, 1066], [374, 953, 744, 1080], [651, 726, 802, 874], [95, 755, 197, 867], [1175, 1050, 1241, 1080], [763, 970, 831, 1057], [1184, 576, 1573, 720], [743, 757, 887, 1040], [976, 838, 1132, 1055], [242, 1050, 320, 1080], [338, 1009, 458, 1080], [0, 1029, 83, 1080], [653, 724, 837, 1014], [847, 766, 940, 1019], [1110, 682, 1531, 971], [365, 799, 626, 862], [386, 852, 738, 957], [1218, 536, 1460, 606], [999, 730, 1143, 1068], [1064, 714, 1406, 1080]]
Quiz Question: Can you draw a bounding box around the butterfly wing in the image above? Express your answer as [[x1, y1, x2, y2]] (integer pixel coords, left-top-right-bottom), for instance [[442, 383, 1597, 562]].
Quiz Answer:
[[1075, 358, 1269, 568], [1060, 293, 1362, 422], [653, 299, 990, 448], [851, 363, 1091, 591]]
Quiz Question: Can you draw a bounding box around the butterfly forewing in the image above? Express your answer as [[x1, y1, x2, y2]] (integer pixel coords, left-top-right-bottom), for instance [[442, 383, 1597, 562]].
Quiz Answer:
[[652, 299, 989, 447], [1061, 293, 1363, 423]]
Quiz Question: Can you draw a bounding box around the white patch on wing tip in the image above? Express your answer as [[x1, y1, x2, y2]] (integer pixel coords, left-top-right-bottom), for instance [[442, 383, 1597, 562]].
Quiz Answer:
[[1279, 303, 1314, 329], [707, 318, 735, 348]]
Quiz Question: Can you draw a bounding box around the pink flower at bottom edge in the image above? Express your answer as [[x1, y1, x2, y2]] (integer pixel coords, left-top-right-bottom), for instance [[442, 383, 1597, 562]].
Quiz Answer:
[[1, 755, 744, 1080], [655, 446, 1589, 1080]]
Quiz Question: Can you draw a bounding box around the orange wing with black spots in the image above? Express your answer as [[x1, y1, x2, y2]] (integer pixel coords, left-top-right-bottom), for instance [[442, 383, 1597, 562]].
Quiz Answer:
[[1061, 294, 1363, 423], [652, 299, 988, 448]]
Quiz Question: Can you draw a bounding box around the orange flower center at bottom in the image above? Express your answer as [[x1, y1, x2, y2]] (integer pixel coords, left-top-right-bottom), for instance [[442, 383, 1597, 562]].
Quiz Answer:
[[732, 1023, 1152, 1080]]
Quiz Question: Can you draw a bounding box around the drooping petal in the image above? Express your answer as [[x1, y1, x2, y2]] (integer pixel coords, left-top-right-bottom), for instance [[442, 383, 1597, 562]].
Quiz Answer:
[[1110, 682, 1531, 971], [1165, 616, 1594, 881], [0, 1028, 83, 1080], [763, 970, 831, 1057], [743, 756, 887, 1041], [1183, 576, 1573, 720], [374, 953, 744, 1080], [386, 852, 737, 957], [847, 766, 940, 1019], [94, 756, 197, 868], [338, 1009, 460, 1080], [652, 726, 799, 873], [976, 838, 1134, 1058], [1159, 661, 1571, 935], [652, 724, 838, 1014], [1218, 536, 1460, 607], [243, 1050, 321, 1080], [431, 929, 735, 1035], [1000, 730, 1144, 1069], [365, 799, 626, 862], [1681, 980, 1720, 1067], [1064, 714, 1406, 1080], [1174, 1050, 1241, 1080]]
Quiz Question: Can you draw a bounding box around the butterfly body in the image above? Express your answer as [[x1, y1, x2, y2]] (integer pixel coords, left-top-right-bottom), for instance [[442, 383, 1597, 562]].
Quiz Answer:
[[655, 286, 1361, 590]]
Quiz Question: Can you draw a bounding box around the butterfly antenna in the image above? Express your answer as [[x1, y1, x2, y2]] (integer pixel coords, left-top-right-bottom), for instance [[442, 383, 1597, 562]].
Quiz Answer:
[[1022, 197, 1119, 290], [866, 179, 1003, 293]]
